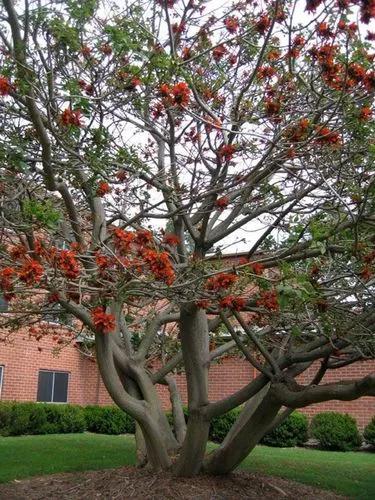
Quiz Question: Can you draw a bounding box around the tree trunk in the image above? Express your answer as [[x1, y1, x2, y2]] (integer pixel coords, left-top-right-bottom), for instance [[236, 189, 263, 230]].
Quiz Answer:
[[95, 332, 173, 471], [204, 388, 281, 475], [174, 304, 210, 476], [166, 376, 187, 444]]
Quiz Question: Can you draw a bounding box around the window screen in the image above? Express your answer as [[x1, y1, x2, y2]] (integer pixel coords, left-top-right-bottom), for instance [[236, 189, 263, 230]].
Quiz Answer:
[[37, 370, 69, 403]]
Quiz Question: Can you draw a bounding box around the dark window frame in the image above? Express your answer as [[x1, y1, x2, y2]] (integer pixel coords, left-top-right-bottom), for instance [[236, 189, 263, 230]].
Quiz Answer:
[[37, 369, 69, 403]]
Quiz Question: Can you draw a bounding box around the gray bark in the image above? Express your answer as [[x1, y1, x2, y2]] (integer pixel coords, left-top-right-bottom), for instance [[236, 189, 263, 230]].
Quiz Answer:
[[174, 304, 210, 476], [204, 387, 281, 475]]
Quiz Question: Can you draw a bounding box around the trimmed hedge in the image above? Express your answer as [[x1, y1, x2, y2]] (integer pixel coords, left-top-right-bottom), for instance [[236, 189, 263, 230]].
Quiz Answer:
[[363, 416, 375, 446], [210, 407, 242, 443], [83, 405, 135, 435], [261, 411, 308, 447], [0, 402, 85, 436], [167, 406, 242, 443], [310, 412, 362, 451]]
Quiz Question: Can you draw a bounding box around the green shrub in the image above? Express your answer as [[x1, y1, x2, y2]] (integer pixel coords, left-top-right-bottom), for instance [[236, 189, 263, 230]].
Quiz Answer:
[[42, 405, 86, 434], [310, 412, 362, 451], [0, 402, 85, 436], [210, 407, 242, 443], [261, 411, 308, 447], [83, 405, 135, 434], [363, 416, 375, 446], [0, 402, 13, 436]]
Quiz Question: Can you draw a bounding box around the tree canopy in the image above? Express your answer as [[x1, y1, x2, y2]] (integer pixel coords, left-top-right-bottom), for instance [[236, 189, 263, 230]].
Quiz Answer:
[[0, 0, 374, 476]]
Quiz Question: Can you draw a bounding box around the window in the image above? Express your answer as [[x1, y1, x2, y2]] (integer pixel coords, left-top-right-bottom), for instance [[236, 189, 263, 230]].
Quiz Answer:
[[0, 294, 8, 312], [42, 303, 72, 326], [0, 365, 4, 398], [37, 370, 69, 403]]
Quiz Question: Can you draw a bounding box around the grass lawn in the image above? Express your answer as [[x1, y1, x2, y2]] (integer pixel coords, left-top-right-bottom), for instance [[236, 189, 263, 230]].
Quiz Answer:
[[0, 433, 374, 498], [240, 445, 375, 499]]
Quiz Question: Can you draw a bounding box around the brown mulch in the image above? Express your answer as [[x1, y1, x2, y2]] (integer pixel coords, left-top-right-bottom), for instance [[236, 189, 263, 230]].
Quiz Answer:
[[0, 467, 344, 500]]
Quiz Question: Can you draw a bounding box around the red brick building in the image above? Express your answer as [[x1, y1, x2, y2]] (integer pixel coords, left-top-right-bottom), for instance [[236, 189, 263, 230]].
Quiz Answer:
[[0, 332, 374, 429]]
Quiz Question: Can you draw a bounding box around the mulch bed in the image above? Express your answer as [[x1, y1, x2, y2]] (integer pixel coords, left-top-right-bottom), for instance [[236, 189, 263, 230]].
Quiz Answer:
[[0, 467, 344, 499]]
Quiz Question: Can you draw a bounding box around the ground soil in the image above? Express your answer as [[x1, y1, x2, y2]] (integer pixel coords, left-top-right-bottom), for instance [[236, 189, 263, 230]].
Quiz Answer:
[[0, 467, 344, 499]]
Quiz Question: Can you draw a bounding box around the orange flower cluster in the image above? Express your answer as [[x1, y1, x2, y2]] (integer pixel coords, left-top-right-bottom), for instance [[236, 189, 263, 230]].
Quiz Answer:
[[363, 250, 375, 263], [9, 244, 27, 260], [116, 170, 127, 182], [286, 118, 310, 143], [100, 43, 112, 55], [163, 233, 181, 246], [60, 108, 82, 127], [134, 229, 153, 246], [58, 250, 80, 279], [48, 292, 60, 303], [215, 196, 230, 210], [265, 98, 281, 121], [141, 249, 175, 285], [360, 0, 375, 24], [267, 49, 281, 61], [96, 181, 111, 197], [348, 63, 366, 84], [113, 228, 136, 253], [257, 66, 277, 79], [309, 43, 375, 91], [219, 295, 246, 311], [91, 306, 116, 333], [365, 71, 375, 92], [213, 45, 227, 61], [0, 267, 15, 293], [19, 259, 43, 285], [159, 82, 190, 107], [338, 20, 357, 35], [112, 228, 176, 283], [181, 46, 192, 60], [316, 22, 333, 38], [306, 0, 323, 11], [78, 79, 94, 95], [256, 290, 279, 311], [224, 17, 239, 33], [218, 144, 236, 161], [359, 106, 373, 121], [172, 22, 186, 34], [95, 252, 112, 270], [360, 265, 373, 281], [206, 273, 238, 291], [315, 126, 341, 147], [80, 45, 92, 57], [288, 35, 305, 58], [255, 14, 271, 34], [249, 262, 265, 275], [0, 75, 12, 96]]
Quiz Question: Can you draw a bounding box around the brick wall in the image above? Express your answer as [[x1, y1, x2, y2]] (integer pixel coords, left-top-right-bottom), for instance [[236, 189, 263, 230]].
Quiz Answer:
[[298, 360, 375, 430], [0, 334, 373, 429]]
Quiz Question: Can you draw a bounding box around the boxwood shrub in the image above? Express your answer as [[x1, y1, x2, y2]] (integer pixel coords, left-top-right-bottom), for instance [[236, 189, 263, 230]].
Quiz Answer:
[[83, 405, 135, 435], [0, 402, 85, 436], [363, 416, 375, 446], [310, 411, 362, 451], [209, 407, 242, 443], [166, 406, 242, 444], [261, 411, 308, 447]]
